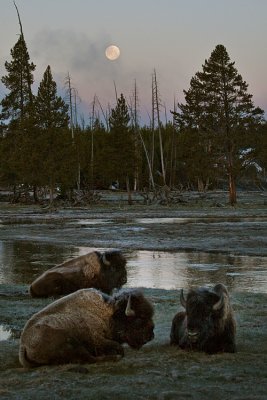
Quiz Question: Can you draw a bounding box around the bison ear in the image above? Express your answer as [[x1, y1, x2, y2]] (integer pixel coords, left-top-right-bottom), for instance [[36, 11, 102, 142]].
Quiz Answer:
[[125, 295, 135, 317], [180, 289, 186, 308]]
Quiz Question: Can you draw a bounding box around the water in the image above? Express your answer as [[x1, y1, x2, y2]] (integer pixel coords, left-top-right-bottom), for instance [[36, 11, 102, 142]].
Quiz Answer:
[[127, 250, 267, 293], [0, 325, 12, 340], [0, 241, 266, 293]]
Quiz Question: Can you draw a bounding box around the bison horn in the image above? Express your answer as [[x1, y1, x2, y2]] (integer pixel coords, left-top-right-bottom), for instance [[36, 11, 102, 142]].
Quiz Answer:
[[180, 289, 186, 308], [102, 253, 111, 266], [125, 295, 135, 317], [213, 293, 224, 311]]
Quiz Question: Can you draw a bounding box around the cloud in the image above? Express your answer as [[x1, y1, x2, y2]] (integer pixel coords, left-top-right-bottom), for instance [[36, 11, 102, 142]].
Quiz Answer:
[[29, 28, 176, 125], [31, 29, 132, 108], [32, 28, 121, 77]]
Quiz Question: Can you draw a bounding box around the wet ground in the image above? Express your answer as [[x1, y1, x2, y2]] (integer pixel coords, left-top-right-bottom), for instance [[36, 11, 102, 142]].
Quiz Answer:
[[0, 192, 267, 399]]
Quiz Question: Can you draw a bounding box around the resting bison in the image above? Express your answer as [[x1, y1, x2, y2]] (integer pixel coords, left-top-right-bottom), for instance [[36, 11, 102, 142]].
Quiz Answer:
[[170, 284, 236, 354], [19, 288, 154, 367], [29, 250, 127, 297]]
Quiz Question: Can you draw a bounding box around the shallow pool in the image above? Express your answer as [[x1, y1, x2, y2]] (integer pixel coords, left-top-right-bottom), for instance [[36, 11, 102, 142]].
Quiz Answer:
[[1, 241, 266, 293]]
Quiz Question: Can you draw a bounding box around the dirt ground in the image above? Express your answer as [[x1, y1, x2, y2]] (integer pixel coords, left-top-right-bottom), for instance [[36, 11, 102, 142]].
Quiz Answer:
[[0, 190, 267, 399]]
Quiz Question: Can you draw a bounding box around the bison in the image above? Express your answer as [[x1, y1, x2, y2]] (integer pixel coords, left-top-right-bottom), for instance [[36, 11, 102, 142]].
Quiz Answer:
[[170, 284, 236, 354], [19, 288, 154, 367], [29, 250, 127, 297]]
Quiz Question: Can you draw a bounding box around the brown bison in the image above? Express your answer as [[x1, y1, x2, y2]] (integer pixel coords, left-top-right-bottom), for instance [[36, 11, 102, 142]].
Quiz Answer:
[[29, 250, 127, 297], [19, 288, 154, 367], [170, 284, 236, 354]]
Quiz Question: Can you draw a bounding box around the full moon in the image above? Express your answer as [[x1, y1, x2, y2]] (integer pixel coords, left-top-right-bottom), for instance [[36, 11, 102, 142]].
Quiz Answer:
[[105, 45, 120, 61]]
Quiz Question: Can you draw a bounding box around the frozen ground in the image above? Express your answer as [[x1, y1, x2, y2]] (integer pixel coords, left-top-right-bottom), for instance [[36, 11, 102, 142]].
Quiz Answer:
[[0, 191, 266, 399]]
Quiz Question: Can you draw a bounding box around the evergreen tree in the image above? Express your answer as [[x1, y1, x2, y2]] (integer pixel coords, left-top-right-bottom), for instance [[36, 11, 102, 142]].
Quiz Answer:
[[109, 93, 131, 131], [0, 35, 35, 124], [0, 33, 36, 198], [34, 66, 74, 203], [34, 65, 69, 129], [108, 93, 136, 201], [173, 44, 265, 204]]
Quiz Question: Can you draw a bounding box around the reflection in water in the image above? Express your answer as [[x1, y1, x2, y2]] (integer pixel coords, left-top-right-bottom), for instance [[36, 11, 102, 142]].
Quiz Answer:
[[126, 250, 267, 293], [0, 241, 80, 284], [136, 216, 267, 225], [68, 219, 109, 226], [136, 218, 189, 224], [126, 251, 189, 290], [0, 325, 12, 341], [0, 241, 266, 293]]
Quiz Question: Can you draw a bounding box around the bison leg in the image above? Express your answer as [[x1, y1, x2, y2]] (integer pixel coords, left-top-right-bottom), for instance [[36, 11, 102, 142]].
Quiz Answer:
[[93, 338, 125, 361], [20, 325, 98, 366], [170, 311, 187, 346]]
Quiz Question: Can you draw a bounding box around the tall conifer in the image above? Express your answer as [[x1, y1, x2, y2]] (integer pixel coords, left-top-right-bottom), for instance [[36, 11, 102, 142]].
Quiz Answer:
[[34, 66, 74, 203], [0, 35, 35, 124], [34, 65, 69, 129], [108, 93, 136, 200], [173, 44, 264, 204]]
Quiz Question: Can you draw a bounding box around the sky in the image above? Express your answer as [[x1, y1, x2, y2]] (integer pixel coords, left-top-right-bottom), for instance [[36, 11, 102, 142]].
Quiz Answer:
[[0, 0, 266, 125]]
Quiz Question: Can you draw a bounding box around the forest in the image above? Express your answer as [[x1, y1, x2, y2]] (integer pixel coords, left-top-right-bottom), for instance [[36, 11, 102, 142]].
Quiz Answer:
[[0, 14, 266, 206]]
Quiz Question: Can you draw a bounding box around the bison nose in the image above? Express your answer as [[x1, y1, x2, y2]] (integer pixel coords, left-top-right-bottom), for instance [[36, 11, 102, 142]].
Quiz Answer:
[[188, 330, 199, 343]]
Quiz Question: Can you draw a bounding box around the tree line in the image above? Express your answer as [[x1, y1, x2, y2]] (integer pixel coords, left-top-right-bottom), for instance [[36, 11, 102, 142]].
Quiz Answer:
[[0, 16, 266, 205]]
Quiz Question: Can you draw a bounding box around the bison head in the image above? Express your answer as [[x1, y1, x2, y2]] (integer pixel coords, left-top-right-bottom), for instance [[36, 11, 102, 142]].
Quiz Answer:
[[98, 250, 127, 293], [112, 289, 155, 349], [180, 285, 226, 346]]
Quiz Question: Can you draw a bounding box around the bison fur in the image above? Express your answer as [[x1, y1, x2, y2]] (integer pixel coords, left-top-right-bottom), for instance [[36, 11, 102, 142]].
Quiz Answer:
[[170, 284, 236, 354], [19, 288, 154, 367], [29, 250, 127, 297]]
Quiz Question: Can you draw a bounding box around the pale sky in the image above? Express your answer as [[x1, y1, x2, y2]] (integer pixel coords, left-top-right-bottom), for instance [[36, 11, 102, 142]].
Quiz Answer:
[[0, 0, 266, 125]]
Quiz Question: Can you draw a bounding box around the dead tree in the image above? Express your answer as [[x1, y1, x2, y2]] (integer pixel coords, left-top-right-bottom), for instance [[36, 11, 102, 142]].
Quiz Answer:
[[152, 69, 166, 185], [169, 96, 177, 188], [13, 1, 33, 106], [129, 80, 155, 191], [65, 73, 80, 190]]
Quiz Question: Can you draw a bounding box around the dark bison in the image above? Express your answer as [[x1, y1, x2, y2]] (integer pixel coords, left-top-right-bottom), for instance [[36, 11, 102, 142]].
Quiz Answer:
[[19, 288, 154, 367], [170, 284, 236, 354], [29, 250, 127, 297]]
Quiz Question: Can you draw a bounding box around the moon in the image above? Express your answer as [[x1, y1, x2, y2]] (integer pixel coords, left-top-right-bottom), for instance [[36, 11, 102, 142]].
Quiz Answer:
[[105, 45, 120, 61]]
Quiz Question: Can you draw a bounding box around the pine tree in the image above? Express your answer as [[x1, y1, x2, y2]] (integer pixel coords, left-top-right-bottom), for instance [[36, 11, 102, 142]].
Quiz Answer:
[[173, 44, 265, 204], [34, 65, 69, 129], [34, 66, 74, 203], [108, 93, 136, 202], [0, 33, 36, 198], [109, 93, 131, 132], [1, 35, 35, 124]]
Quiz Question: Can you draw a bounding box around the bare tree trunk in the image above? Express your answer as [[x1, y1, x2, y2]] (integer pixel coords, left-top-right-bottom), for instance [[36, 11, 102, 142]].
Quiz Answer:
[[90, 95, 96, 189], [169, 97, 177, 188], [33, 185, 39, 203], [197, 178, 204, 192], [131, 80, 140, 191], [151, 74, 156, 183], [13, 1, 33, 106], [49, 184, 54, 205], [126, 176, 133, 205], [95, 95, 109, 131], [138, 129, 155, 190], [229, 171, 237, 205], [153, 69, 166, 185], [66, 73, 74, 140], [228, 149, 237, 205], [113, 80, 118, 102], [65, 73, 80, 190]]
